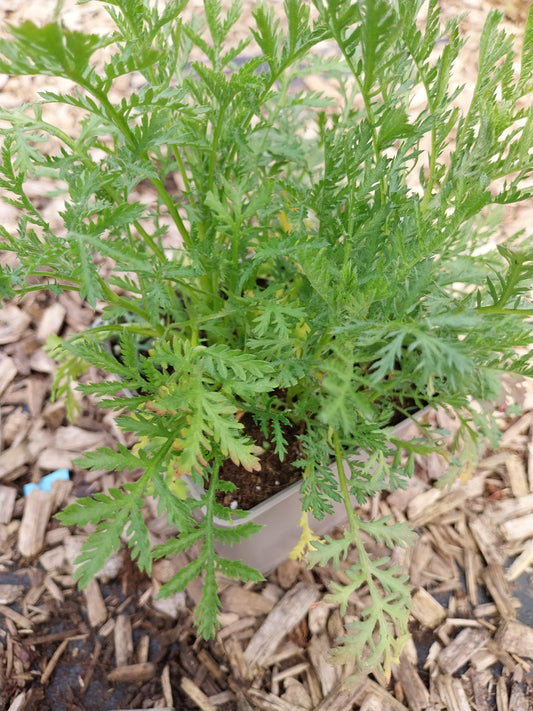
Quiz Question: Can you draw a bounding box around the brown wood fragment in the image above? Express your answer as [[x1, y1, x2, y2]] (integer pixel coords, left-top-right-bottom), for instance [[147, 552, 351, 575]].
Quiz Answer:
[[18, 489, 54, 558], [207, 691, 236, 707], [44, 574, 64, 603], [36, 302, 66, 343], [436, 674, 473, 711], [464, 549, 484, 609], [36, 447, 78, 472], [272, 661, 310, 684], [359, 694, 384, 711], [244, 582, 320, 669], [315, 678, 409, 711], [114, 614, 133, 667], [500, 513, 533, 542], [221, 585, 275, 616], [42, 400, 67, 429], [307, 633, 338, 697], [40, 638, 70, 685], [222, 636, 247, 681], [161, 663, 173, 708], [482, 564, 518, 619], [281, 678, 313, 710], [495, 620, 533, 659], [437, 627, 490, 674], [277, 559, 304, 589], [395, 652, 430, 711], [308, 601, 330, 635], [408, 534, 434, 587], [492, 494, 533, 524], [506, 541, 533, 581], [53, 424, 106, 452], [136, 634, 149, 664], [180, 677, 217, 711], [26, 629, 84, 645], [0, 305, 31, 345], [2, 406, 31, 449], [39, 545, 66, 573], [217, 615, 256, 642], [244, 687, 309, 711], [509, 677, 528, 711], [197, 648, 227, 685], [470, 647, 498, 671], [263, 642, 304, 668], [0, 485, 16, 524], [80, 638, 102, 693], [83, 579, 107, 628], [496, 675, 509, 711], [107, 662, 157, 683], [469, 514, 506, 564], [500, 412, 533, 448], [486, 639, 519, 673], [0, 355, 17, 396], [468, 669, 493, 711], [6, 692, 26, 711], [408, 489, 466, 527], [506, 453, 530, 497], [529, 441, 533, 493], [304, 667, 323, 709], [27, 375, 51, 415], [0, 444, 30, 481], [0, 584, 24, 605], [0, 603, 32, 629], [411, 587, 447, 628]]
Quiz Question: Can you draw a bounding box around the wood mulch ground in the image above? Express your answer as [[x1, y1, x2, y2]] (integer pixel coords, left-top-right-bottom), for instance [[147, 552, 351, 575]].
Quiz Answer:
[[1, 1, 533, 710]]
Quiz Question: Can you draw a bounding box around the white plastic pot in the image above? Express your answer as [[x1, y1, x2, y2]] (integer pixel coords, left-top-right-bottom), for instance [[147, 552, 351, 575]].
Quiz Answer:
[[190, 410, 429, 574]]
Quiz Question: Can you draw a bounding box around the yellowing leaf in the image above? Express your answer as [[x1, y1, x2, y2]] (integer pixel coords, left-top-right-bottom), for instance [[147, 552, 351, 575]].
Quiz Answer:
[[289, 511, 322, 559]]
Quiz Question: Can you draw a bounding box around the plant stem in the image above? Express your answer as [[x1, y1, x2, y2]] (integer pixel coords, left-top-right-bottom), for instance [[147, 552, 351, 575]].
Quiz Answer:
[[332, 429, 358, 533], [87, 85, 192, 248]]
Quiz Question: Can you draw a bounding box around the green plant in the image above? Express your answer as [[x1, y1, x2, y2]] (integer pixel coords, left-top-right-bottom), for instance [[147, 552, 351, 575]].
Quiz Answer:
[[1, 0, 533, 681]]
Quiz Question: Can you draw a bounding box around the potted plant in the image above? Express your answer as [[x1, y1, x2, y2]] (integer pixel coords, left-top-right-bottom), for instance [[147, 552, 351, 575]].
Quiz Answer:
[[1, 0, 532, 681]]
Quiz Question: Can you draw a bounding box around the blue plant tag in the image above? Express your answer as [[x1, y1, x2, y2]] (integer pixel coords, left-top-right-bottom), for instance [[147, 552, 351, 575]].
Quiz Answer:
[[23, 468, 70, 497]]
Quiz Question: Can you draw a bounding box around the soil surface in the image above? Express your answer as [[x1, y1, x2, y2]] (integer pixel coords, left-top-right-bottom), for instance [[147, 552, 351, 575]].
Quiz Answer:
[[1, 2, 533, 711], [217, 413, 304, 510]]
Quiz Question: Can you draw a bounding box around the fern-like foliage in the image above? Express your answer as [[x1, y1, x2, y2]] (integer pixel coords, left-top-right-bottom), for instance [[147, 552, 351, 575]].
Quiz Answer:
[[1, 0, 533, 679]]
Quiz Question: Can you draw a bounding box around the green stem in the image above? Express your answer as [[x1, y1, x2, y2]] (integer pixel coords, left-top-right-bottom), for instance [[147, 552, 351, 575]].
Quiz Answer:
[[420, 127, 437, 214], [87, 85, 191, 248], [332, 430, 358, 533], [172, 145, 191, 193], [131, 219, 166, 263], [11, 282, 79, 294], [207, 104, 227, 193], [81, 322, 162, 339], [477, 306, 533, 316]]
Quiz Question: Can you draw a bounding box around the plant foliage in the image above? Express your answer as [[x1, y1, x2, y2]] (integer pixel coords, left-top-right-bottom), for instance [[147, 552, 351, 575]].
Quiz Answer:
[[1, 0, 533, 682]]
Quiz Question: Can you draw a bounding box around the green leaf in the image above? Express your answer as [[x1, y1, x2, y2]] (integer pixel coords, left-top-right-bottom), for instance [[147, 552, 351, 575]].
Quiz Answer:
[[74, 444, 145, 473], [0, 21, 112, 80]]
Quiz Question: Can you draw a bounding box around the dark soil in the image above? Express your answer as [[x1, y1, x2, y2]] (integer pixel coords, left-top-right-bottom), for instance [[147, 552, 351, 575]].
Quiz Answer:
[[215, 397, 424, 511], [217, 412, 304, 510]]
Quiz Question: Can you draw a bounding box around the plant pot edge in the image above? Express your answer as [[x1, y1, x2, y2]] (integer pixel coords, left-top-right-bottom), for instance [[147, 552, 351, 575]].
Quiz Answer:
[[187, 406, 433, 574]]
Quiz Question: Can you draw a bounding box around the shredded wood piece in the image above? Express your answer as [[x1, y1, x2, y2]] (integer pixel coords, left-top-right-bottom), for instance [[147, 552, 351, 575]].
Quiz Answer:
[[107, 662, 157, 683], [180, 676, 217, 711], [244, 582, 320, 669], [41, 637, 72, 685], [437, 628, 491, 675], [495, 619, 533, 659]]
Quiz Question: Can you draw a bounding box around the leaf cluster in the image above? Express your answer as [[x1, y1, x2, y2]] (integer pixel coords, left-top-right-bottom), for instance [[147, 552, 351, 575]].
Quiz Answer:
[[1, 0, 533, 678]]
